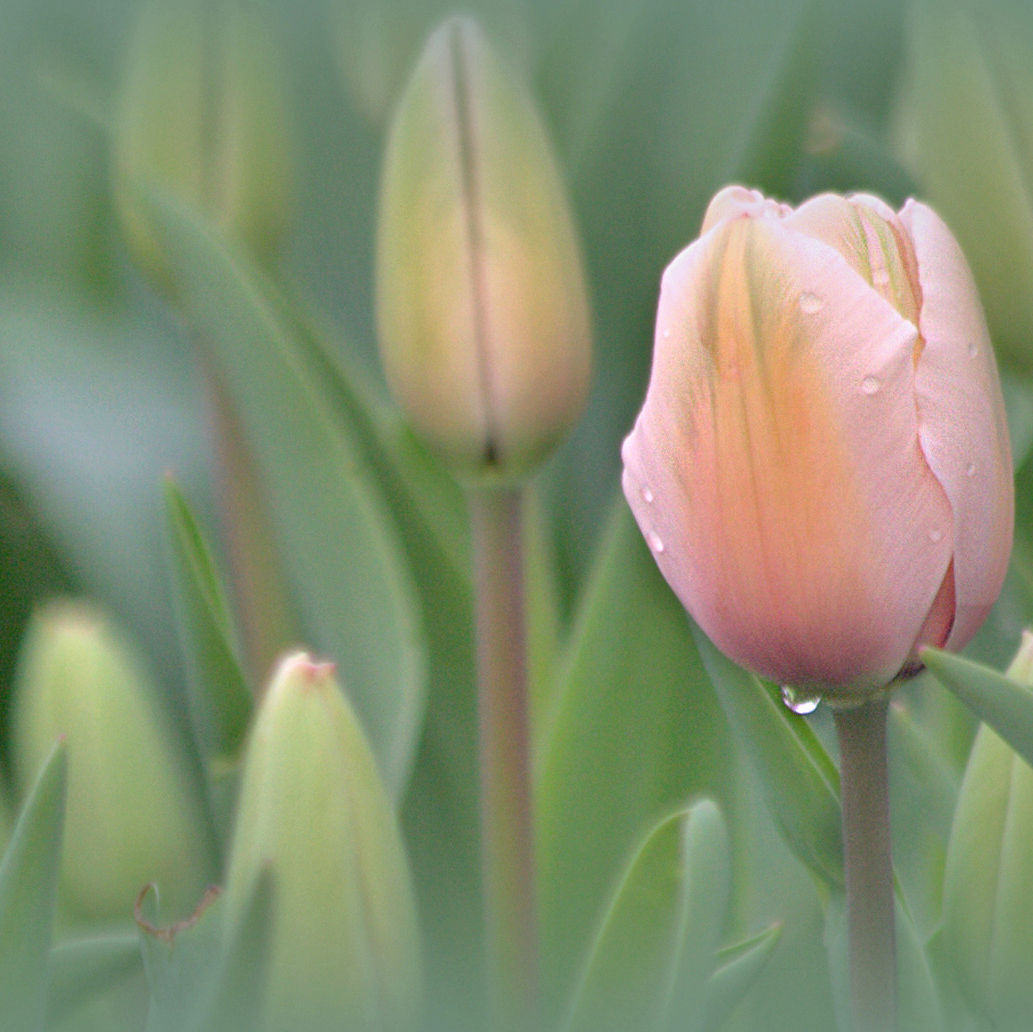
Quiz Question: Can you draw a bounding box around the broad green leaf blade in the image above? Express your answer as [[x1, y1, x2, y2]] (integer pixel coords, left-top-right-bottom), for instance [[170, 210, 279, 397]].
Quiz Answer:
[[563, 801, 728, 1032], [137, 190, 426, 798], [922, 647, 1033, 771], [137, 884, 225, 1032], [47, 933, 142, 1027], [693, 630, 843, 891], [0, 741, 67, 1032], [193, 874, 274, 1032], [703, 923, 782, 1032], [162, 478, 252, 763], [537, 504, 734, 1016]]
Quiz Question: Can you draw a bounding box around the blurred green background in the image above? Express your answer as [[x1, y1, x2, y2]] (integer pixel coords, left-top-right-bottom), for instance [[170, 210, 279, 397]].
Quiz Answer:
[[2, 0, 1033, 1029]]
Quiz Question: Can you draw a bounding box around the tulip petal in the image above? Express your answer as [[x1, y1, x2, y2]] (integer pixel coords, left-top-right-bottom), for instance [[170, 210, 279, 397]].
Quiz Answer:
[[624, 214, 953, 693], [901, 200, 1014, 650]]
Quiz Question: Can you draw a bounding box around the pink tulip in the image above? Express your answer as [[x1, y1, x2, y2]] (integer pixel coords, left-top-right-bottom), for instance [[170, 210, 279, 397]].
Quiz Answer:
[[622, 186, 1014, 695]]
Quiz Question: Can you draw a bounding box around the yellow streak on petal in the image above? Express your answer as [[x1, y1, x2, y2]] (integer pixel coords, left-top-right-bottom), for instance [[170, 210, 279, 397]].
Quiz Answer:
[[686, 219, 887, 687]]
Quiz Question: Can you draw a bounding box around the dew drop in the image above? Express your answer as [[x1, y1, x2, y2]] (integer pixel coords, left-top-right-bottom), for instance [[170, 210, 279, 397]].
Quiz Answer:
[[928, 528, 944, 543], [966, 462, 976, 478], [642, 486, 655, 504], [781, 685, 822, 716], [872, 266, 890, 287], [799, 292, 823, 315], [968, 342, 979, 358], [662, 327, 671, 340], [647, 531, 665, 554], [861, 375, 880, 396]]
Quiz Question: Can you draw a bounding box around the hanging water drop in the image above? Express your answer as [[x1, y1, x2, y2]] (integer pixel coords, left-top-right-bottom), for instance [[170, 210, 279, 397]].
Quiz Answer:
[[781, 685, 821, 716]]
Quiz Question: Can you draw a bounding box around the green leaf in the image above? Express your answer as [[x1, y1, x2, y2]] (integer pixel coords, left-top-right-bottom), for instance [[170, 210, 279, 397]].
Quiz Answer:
[[135, 190, 426, 798], [703, 923, 783, 1032], [136, 884, 225, 1032], [562, 800, 730, 1032], [47, 933, 142, 1027], [193, 873, 274, 1032], [162, 478, 252, 764], [0, 741, 67, 1032], [922, 647, 1033, 771], [661, 800, 732, 1032], [693, 630, 843, 891], [536, 503, 734, 1016]]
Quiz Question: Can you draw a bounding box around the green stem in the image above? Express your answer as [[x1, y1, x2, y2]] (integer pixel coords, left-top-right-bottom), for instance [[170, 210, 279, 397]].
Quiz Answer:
[[470, 485, 539, 1032], [832, 695, 896, 1032]]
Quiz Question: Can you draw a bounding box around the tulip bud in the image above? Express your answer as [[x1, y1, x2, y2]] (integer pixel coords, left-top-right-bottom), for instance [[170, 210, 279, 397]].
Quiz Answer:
[[11, 600, 212, 923], [376, 15, 591, 480], [622, 186, 1013, 697], [895, 0, 1033, 370], [112, 0, 292, 292], [223, 652, 421, 1032], [940, 632, 1033, 1031]]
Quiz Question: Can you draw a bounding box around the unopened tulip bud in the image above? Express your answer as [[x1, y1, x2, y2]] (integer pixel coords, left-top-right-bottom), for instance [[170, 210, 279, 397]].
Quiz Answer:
[[895, 0, 1033, 370], [112, 0, 292, 292], [623, 186, 1013, 697], [224, 652, 421, 1032], [12, 601, 212, 923], [376, 16, 591, 480], [941, 632, 1033, 1031]]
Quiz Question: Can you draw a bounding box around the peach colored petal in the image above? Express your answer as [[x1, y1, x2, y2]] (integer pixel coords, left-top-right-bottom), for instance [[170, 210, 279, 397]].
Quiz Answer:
[[700, 185, 791, 235], [901, 199, 1014, 650], [623, 213, 953, 693]]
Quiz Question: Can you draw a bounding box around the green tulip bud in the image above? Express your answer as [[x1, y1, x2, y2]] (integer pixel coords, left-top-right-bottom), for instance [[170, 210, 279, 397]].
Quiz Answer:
[[224, 652, 421, 1032], [112, 0, 292, 292], [941, 630, 1033, 1030], [895, 0, 1033, 370], [376, 15, 592, 480], [11, 600, 212, 924]]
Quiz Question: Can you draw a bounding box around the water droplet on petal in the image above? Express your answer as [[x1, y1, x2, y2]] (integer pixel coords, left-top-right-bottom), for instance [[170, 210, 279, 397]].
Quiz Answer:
[[662, 327, 671, 340], [928, 528, 943, 543], [861, 376, 880, 396], [966, 462, 976, 477], [968, 342, 979, 358], [799, 292, 823, 315], [647, 531, 665, 554], [872, 266, 890, 287], [642, 486, 655, 504], [781, 685, 822, 716]]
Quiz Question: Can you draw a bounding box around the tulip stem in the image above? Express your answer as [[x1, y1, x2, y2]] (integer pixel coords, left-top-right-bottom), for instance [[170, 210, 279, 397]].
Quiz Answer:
[[470, 485, 539, 1032], [832, 695, 896, 1032]]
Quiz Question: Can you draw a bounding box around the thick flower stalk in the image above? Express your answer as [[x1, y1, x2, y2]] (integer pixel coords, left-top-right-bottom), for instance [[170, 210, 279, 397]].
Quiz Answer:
[[622, 186, 1013, 700]]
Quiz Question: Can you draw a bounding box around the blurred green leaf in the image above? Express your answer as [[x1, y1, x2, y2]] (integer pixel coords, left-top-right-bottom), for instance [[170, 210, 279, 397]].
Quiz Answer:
[[136, 884, 224, 1032], [162, 477, 252, 764], [135, 190, 426, 798], [193, 874, 273, 1032], [536, 503, 734, 1016], [47, 933, 142, 1027], [563, 800, 730, 1032], [0, 740, 67, 1032], [703, 923, 782, 1032], [693, 631, 843, 891], [922, 647, 1033, 771]]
